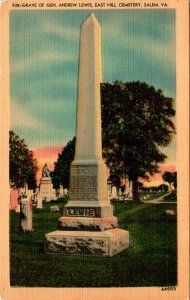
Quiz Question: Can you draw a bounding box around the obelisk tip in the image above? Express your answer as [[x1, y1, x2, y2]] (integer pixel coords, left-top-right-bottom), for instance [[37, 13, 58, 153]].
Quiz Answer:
[[89, 13, 95, 18], [82, 13, 99, 27]]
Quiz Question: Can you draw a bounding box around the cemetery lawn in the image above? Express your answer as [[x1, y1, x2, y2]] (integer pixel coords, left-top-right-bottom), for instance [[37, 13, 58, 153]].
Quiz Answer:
[[163, 190, 177, 202], [10, 200, 177, 287]]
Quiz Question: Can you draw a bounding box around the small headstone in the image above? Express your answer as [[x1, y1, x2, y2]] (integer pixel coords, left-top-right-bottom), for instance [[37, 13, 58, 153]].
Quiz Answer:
[[63, 188, 68, 195], [124, 179, 133, 196], [110, 186, 117, 200], [20, 198, 33, 231], [165, 210, 175, 216], [59, 185, 64, 196], [26, 190, 33, 197], [107, 179, 112, 196], [36, 194, 43, 209], [15, 205, 20, 213], [50, 206, 59, 212]]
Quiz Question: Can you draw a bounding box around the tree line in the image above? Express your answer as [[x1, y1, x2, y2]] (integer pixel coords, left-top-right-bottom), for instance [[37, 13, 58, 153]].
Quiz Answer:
[[10, 81, 176, 200]]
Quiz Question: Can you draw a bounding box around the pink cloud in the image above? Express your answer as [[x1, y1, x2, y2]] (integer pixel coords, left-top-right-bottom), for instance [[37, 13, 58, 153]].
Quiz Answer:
[[146, 163, 176, 182], [33, 145, 176, 188]]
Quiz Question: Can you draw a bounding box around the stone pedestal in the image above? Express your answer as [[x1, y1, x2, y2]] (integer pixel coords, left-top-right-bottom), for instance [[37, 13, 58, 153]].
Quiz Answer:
[[58, 216, 117, 231], [45, 229, 129, 257], [65, 160, 113, 217], [39, 177, 56, 202]]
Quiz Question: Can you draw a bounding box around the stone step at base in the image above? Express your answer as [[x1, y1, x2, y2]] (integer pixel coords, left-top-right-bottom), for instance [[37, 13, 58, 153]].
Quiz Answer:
[[44, 229, 129, 257], [58, 216, 118, 231]]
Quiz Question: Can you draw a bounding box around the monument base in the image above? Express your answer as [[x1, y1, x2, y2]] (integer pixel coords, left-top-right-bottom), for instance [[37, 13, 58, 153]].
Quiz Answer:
[[58, 216, 118, 231], [63, 203, 114, 218], [39, 177, 56, 201], [44, 229, 129, 257]]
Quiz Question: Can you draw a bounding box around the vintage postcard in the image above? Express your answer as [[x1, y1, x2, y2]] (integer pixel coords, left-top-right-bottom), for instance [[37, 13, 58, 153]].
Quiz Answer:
[[0, 0, 189, 299]]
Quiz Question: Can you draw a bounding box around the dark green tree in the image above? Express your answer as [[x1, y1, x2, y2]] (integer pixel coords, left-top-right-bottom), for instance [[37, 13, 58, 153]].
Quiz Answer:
[[52, 81, 175, 201], [9, 130, 38, 189], [52, 137, 76, 189], [162, 171, 177, 189], [101, 81, 175, 201]]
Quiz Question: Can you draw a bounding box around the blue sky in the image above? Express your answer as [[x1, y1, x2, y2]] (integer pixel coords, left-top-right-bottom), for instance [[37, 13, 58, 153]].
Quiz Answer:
[[10, 9, 176, 162]]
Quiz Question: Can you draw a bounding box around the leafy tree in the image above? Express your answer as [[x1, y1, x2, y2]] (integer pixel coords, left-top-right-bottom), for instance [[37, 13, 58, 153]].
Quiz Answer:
[[9, 130, 38, 189], [162, 171, 177, 189], [52, 137, 76, 189], [101, 81, 175, 201]]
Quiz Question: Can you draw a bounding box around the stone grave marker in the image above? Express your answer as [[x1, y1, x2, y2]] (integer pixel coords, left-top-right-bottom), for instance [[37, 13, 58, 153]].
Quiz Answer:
[[20, 197, 32, 231], [38, 164, 56, 202], [44, 14, 129, 257]]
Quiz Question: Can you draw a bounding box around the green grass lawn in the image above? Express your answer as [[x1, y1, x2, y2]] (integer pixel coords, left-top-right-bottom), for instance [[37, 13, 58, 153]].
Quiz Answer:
[[140, 191, 167, 200], [163, 190, 177, 202], [10, 200, 177, 287]]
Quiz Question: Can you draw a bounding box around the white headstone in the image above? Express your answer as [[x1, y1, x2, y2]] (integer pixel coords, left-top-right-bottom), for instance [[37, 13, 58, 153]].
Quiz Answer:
[[124, 180, 133, 199], [110, 186, 117, 199], [15, 205, 20, 213], [20, 198, 32, 231], [63, 189, 68, 195], [50, 206, 59, 212], [36, 194, 43, 209], [59, 185, 64, 195]]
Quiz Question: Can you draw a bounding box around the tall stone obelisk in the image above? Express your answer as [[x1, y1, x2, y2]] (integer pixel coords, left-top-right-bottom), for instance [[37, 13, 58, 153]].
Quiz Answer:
[[63, 13, 114, 221], [44, 14, 129, 256]]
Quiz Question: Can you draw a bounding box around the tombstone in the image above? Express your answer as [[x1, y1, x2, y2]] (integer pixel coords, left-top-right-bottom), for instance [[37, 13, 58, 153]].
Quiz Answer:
[[118, 188, 123, 201], [107, 178, 112, 197], [32, 192, 37, 205], [10, 188, 19, 210], [38, 164, 56, 202], [26, 190, 34, 198], [124, 179, 132, 194], [36, 194, 43, 209], [127, 191, 133, 200], [59, 185, 64, 196], [15, 205, 20, 213], [63, 188, 68, 195], [44, 14, 129, 257], [20, 197, 33, 231], [110, 186, 118, 200], [50, 206, 59, 212], [165, 210, 176, 216], [19, 187, 25, 194], [118, 188, 122, 196]]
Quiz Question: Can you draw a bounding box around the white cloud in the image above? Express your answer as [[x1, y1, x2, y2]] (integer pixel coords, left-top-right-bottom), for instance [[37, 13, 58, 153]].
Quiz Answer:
[[44, 23, 78, 39], [102, 17, 175, 67], [11, 100, 46, 130], [11, 50, 77, 74]]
